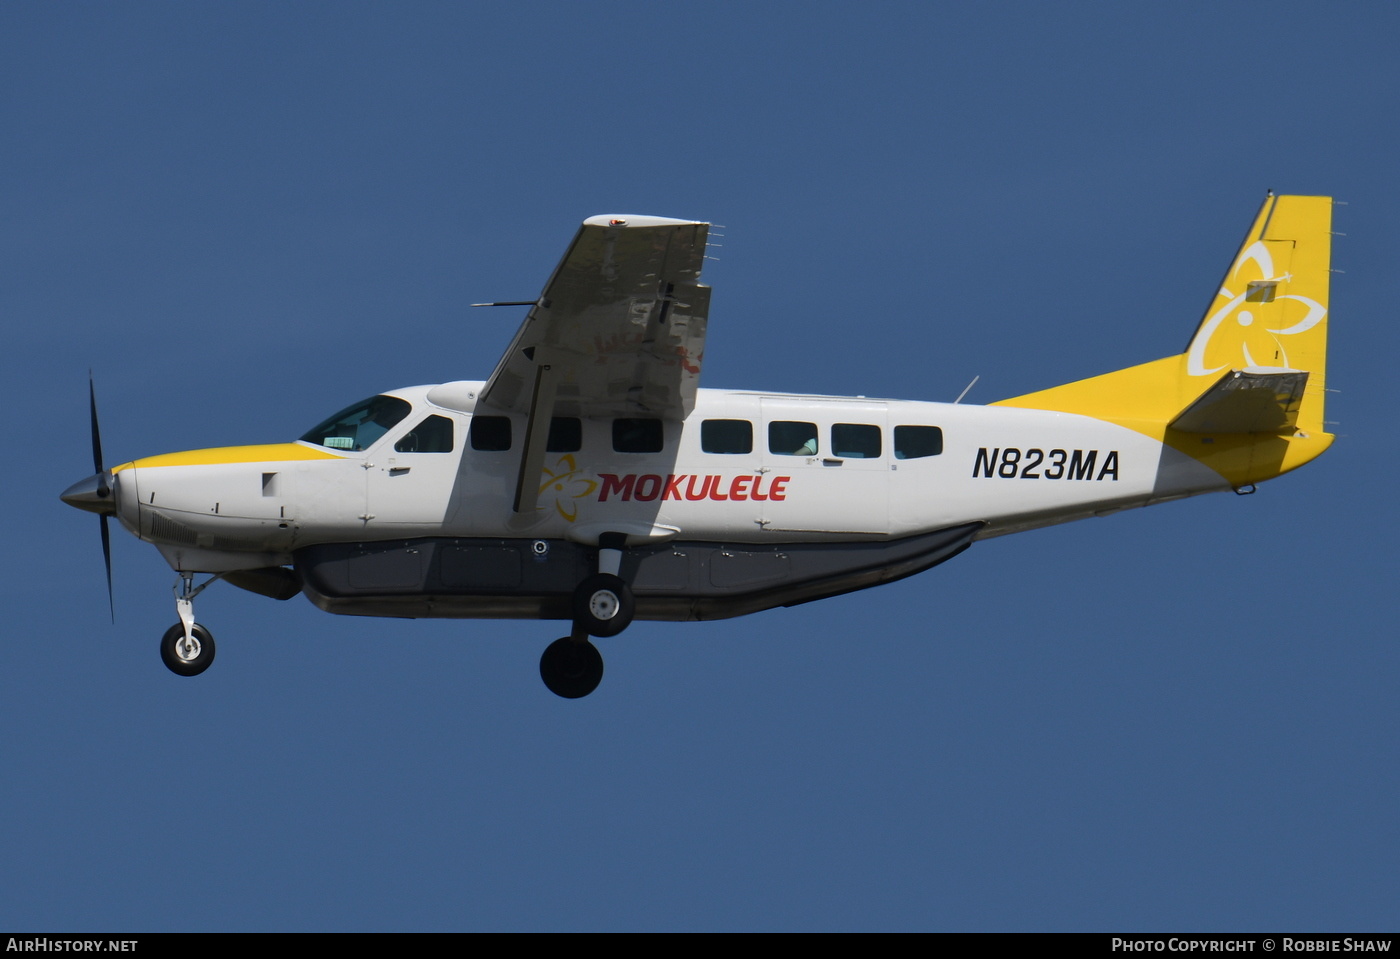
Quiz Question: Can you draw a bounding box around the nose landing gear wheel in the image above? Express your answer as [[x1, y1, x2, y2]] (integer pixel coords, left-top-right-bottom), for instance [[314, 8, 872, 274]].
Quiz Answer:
[[160, 623, 216, 677], [539, 637, 604, 699], [572, 573, 635, 638]]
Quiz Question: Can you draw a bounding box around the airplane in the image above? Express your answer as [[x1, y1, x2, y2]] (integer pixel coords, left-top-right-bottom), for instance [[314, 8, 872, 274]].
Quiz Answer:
[[61, 194, 1336, 698]]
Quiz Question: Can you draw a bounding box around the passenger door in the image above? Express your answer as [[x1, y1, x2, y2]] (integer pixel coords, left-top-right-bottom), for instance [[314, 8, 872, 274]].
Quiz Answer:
[[758, 399, 889, 534]]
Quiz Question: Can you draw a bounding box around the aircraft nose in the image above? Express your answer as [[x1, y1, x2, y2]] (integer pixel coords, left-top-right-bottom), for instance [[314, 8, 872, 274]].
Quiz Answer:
[[61, 472, 117, 515]]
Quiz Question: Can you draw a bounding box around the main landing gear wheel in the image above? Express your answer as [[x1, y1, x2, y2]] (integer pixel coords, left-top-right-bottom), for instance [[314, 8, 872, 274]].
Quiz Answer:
[[572, 573, 635, 638], [539, 637, 604, 699], [160, 623, 216, 677]]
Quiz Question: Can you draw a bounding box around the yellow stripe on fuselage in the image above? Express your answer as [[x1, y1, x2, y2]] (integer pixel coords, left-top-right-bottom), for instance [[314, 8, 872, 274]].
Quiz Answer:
[[112, 443, 344, 473]]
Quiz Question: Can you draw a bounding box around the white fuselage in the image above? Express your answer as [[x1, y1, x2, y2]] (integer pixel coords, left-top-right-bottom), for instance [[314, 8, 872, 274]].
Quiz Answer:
[[113, 381, 1230, 574]]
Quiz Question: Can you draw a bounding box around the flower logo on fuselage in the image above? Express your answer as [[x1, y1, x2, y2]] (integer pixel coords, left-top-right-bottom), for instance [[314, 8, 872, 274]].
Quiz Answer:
[[539, 454, 597, 522]]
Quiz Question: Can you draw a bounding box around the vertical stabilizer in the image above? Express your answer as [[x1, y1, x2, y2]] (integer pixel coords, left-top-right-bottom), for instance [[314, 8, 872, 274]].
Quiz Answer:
[[1183, 194, 1331, 433], [994, 195, 1335, 486]]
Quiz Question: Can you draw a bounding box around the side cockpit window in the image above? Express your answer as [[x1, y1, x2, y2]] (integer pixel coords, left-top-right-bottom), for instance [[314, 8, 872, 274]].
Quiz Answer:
[[300, 395, 411, 451], [396, 415, 455, 453]]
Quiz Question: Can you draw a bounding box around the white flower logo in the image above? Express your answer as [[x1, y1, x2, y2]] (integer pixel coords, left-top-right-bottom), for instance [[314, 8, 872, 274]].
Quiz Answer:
[[1186, 241, 1326, 377]]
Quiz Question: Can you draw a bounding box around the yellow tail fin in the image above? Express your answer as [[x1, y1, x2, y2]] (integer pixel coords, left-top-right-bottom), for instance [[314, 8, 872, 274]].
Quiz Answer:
[[994, 194, 1334, 486]]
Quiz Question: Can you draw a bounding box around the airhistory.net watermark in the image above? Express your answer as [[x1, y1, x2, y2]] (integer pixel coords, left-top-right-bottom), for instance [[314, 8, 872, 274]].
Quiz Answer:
[[5, 941, 136, 952]]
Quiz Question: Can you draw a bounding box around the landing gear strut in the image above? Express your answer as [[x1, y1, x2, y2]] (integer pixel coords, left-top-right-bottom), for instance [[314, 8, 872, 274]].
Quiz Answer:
[[161, 572, 220, 677], [539, 536, 635, 699]]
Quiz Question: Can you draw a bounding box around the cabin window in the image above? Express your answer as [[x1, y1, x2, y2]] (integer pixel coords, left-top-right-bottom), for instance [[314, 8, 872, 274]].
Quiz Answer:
[[470, 416, 512, 451], [702, 419, 753, 454], [613, 418, 664, 453], [832, 423, 881, 459], [894, 425, 943, 459], [300, 395, 411, 452], [396, 415, 455, 453], [547, 417, 582, 453], [769, 421, 818, 456]]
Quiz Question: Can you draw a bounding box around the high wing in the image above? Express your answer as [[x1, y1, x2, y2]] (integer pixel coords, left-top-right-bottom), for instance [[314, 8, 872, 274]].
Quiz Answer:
[[477, 214, 712, 513], [479, 214, 711, 418]]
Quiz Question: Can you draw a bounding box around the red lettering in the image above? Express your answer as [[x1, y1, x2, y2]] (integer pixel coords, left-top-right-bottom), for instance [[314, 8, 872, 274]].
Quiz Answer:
[[685, 475, 712, 501], [599, 474, 635, 502], [634, 474, 662, 501], [611, 473, 789, 506]]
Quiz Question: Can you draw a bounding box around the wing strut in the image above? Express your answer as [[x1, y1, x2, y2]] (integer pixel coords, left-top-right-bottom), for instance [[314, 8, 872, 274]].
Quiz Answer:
[[512, 362, 558, 514]]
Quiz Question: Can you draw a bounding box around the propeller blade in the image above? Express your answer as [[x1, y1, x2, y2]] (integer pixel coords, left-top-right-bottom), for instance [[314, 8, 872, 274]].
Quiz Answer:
[[89, 373, 109, 497], [89, 373, 103, 473], [88, 373, 115, 622], [100, 514, 114, 623]]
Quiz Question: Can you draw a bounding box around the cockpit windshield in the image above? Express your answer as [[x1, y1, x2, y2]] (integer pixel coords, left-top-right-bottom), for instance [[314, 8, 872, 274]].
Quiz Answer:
[[299, 395, 411, 451]]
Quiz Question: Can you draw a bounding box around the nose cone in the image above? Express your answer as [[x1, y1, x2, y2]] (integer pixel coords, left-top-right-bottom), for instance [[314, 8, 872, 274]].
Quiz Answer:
[[61, 472, 117, 515]]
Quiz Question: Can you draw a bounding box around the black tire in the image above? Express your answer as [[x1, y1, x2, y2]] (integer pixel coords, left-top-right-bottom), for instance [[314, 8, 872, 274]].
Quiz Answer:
[[539, 637, 604, 699], [160, 623, 216, 677], [571, 573, 635, 638]]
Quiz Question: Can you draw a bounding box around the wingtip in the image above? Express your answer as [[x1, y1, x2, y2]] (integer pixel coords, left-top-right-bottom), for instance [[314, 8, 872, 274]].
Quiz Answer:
[[583, 214, 708, 228]]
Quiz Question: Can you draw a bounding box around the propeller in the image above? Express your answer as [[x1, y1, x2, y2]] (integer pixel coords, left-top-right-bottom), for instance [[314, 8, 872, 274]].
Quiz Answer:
[[88, 374, 114, 622], [61, 374, 120, 621]]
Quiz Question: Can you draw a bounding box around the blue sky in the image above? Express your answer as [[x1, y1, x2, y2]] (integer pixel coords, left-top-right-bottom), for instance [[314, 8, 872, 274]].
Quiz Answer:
[[4, 2, 1398, 931]]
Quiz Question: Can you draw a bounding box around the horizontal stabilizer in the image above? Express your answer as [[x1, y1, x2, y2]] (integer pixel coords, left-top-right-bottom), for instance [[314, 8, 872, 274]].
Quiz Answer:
[[1169, 368, 1308, 434]]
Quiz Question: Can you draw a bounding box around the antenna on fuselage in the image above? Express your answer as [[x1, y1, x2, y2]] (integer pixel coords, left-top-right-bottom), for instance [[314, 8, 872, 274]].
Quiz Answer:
[[953, 375, 980, 405]]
